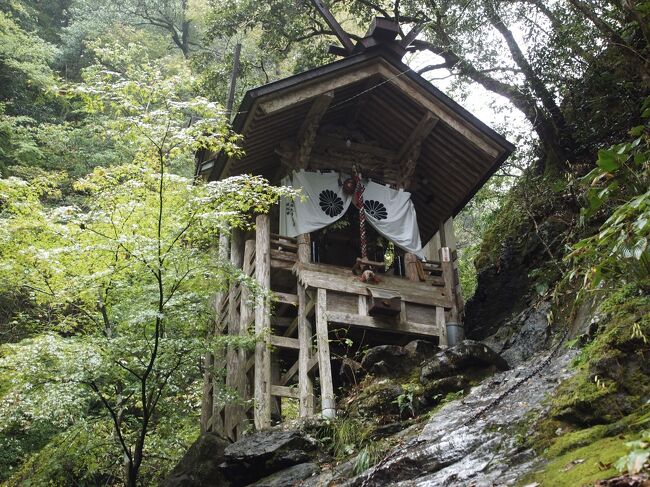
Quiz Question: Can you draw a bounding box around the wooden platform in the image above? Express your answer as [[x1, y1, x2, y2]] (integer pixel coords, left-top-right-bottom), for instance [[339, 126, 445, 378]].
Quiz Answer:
[[200, 215, 463, 439]]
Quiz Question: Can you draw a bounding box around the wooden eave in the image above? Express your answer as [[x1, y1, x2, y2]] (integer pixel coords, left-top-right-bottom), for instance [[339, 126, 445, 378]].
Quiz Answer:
[[197, 45, 514, 244]]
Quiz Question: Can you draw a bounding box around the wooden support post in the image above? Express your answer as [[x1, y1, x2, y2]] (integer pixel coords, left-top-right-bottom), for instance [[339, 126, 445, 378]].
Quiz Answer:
[[254, 214, 272, 430], [236, 239, 255, 436], [199, 352, 214, 433], [440, 246, 462, 346], [271, 353, 282, 419], [436, 307, 447, 346], [224, 229, 244, 440], [297, 233, 314, 416], [211, 292, 227, 435], [202, 229, 231, 434], [438, 217, 463, 323], [316, 288, 336, 419]]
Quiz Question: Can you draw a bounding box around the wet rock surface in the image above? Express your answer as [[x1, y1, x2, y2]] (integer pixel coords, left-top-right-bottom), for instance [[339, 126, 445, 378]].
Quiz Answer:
[[249, 462, 320, 487], [347, 348, 577, 487], [483, 301, 552, 366]]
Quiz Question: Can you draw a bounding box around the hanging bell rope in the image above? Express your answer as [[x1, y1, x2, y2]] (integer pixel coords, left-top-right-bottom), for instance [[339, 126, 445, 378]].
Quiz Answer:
[[352, 166, 368, 260]]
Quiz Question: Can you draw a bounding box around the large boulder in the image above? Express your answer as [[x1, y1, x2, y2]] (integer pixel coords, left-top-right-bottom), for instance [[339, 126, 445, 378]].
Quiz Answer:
[[342, 379, 404, 419], [220, 430, 318, 486], [360, 345, 411, 377], [420, 340, 509, 384], [418, 375, 470, 408], [161, 432, 230, 487], [360, 341, 439, 378]]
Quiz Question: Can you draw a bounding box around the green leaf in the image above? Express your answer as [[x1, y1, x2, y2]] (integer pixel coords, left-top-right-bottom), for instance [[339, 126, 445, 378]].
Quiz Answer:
[[596, 149, 620, 171]]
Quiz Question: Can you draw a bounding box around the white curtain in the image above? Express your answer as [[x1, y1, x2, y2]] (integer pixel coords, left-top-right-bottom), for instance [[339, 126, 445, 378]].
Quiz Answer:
[[279, 171, 423, 258], [362, 181, 423, 258], [280, 170, 352, 237]]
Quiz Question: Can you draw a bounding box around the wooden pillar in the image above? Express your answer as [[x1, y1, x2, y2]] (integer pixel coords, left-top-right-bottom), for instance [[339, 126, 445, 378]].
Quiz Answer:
[[297, 233, 314, 417], [438, 217, 464, 324], [200, 353, 214, 433], [225, 229, 244, 440], [238, 239, 255, 434], [201, 229, 230, 434], [436, 307, 447, 346], [254, 214, 272, 430], [316, 288, 336, 419]]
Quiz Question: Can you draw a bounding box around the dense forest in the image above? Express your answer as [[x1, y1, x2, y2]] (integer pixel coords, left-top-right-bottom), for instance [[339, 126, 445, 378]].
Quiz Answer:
[[0, 0, 648, 485]]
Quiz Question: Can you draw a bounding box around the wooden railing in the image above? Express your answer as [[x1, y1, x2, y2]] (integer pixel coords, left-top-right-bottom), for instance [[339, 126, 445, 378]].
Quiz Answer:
[[270, 233, 297, 270]]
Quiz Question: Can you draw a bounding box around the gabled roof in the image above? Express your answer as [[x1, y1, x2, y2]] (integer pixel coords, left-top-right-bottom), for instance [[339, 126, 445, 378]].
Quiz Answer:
[[197, 45, 514, 244]]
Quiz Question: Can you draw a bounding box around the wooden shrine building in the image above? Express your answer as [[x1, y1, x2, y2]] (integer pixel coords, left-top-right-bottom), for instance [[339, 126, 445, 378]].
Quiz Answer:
[[196, 18, 514, 440]]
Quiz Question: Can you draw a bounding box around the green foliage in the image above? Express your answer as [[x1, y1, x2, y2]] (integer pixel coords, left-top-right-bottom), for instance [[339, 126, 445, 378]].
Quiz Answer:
[[317, 416, 388, 474], [569, 96, 650, 288], [0, 41, 298, 485], [317, 417, 375, 460], [0, 9, 58, 103]]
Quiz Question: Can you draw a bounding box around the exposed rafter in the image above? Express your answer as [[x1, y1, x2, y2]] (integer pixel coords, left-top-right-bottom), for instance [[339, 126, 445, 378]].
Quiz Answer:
[[293, 91, 335, 169], [396, 111, 439, 189]]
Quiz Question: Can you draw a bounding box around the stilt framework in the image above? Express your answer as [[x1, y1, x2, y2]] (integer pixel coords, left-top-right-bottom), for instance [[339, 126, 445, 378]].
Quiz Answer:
[[200, 214, 464, 439]]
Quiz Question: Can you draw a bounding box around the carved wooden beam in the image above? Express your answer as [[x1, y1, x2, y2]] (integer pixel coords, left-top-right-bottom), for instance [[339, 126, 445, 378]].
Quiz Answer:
[[293, 91, 335, 169], [314, 134, 397, 160], [396, 111, 439, 189]]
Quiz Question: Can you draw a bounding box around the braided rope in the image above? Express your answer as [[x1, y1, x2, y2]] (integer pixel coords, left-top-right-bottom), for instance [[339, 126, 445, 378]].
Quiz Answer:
[[354, 173, 367, 259]]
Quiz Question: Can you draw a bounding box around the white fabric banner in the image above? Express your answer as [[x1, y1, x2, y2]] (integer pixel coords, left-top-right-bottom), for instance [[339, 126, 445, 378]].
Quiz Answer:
[[280, 170, 352, 237], [279, 171, 423, 258], [362, 181, 423, 258]]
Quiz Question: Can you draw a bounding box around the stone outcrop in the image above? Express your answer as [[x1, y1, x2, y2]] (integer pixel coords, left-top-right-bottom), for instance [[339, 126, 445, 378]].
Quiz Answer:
[[420, 340, 509, 384], [161, 429, 321, 487], [161, 432, 230, 487], [221, 430, 319, 486], [360, 340, 439, 378]]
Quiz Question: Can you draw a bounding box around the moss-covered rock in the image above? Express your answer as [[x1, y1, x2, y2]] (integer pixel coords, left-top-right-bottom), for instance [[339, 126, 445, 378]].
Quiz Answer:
[[549, 286, 650, 427], [520, 434, 633, 486], [341, 378, 404, 420], [522, 282, 650, 486]]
